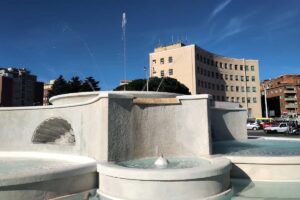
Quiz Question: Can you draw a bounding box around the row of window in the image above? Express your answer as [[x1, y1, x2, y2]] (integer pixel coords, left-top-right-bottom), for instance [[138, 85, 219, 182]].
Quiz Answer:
[[213, 95, 257, 103], [154, 69, 173, 77], [152, 57, 173, 65], [198, 80, 257, 92], [198, 67, 256, 82], [196, 54, 255, 71]]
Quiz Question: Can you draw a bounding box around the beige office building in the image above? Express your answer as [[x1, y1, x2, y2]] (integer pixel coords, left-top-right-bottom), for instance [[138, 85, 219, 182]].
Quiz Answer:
[[149, 43, 262, 118]]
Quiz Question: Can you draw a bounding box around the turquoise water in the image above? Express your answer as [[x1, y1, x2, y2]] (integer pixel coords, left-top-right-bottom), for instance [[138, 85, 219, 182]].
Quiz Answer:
[[213, 139, 300, 156], [117, 157, 209, 169], [231, 179, 300, 199]]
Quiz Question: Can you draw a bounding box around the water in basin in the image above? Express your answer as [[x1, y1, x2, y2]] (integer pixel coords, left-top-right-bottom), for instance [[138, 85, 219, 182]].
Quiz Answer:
[[117, 157, 209, 169], [213, 138, 300, 156]]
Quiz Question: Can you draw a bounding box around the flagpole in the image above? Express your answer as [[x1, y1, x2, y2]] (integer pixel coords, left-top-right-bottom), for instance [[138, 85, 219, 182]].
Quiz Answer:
[[122, 12, 127, 91]]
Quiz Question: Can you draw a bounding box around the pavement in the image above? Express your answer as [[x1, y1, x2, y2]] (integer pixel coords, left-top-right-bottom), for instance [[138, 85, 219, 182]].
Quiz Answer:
[[248, 129, 300, 138]]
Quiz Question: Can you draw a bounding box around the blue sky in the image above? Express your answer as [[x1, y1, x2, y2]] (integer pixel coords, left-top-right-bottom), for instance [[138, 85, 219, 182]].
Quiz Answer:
[[0, 0, 299, 90]]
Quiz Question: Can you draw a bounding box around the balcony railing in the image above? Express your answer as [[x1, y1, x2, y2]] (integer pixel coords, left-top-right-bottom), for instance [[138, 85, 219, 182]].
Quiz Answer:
[[285, 97, 297, 101], [284, 90, 296, 94], [285, 104, 298, 109]]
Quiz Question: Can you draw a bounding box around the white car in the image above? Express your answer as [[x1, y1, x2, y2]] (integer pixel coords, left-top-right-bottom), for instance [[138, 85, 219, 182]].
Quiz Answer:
[[264, 123, 288, 133], [247, 123, 260, 130]]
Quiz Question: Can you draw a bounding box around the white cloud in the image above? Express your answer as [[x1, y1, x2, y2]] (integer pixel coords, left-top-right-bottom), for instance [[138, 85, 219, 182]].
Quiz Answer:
[[210, 0, 232, 20]]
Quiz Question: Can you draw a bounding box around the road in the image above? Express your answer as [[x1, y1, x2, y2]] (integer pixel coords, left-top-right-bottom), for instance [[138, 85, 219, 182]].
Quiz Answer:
[[248, 129, 300, 138]]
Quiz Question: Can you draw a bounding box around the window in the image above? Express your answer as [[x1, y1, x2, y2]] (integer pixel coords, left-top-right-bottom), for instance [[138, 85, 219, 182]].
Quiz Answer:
[[207, 71, 210, 77], [196, 54, 199, 60], [226, 96, 230, 101], [245, 65, 249, 71], [235, 75, 239, 81], [216, 84, 220, 90], [230, 75, 233, 81], [211, 60, 214, 66], [241, 86, 245, 92], [203, 57, 206, 64], [235, 65, 238, 70], [246, 76, 249, 81], [242, 97, 245, 103], [212, 84, 215, 90], [216, 73, 219, 79], [236, 86, 239, 92], [237, 97, 240, 102], [240, 65, 243, 71], [253, 97, 257, 103], [225, 74, 228, 80], [222, 96, 225, 101], [216, 96, 220, 101], [160, 70, 164, 77], [221, 84, 225, 91], [229, 64, 232, 70], [226, 85, 229, 91], [201, 81, 204, 87], [160, 58, 164, 64], [211, 72, 214, 78], [200, 56, 203, 62], [204, 82, 207, 88], [220, 62, 223, 68], [204, 69, 207, 76], [168, 56, 173, 63], [247, 97, 251, 103], [197, 79, 200, 86], [231, 97, 234, 102], [225, 63, 227, 69], [246, 87, 250, 92], [207, 58, 210, 65], [241, 76, 244, 81], [215, 61, 218, 67], [152, 59, 156, 64], [197, 66, 200, 73], [169, 68, 173, 75], [252, 76, 255, 81], [220, 74, 223, 79], [200, 68, 203, 75], [251, 66, 255, 71], [231, 86, 234, 91], [252, 87, 256, 92], [208, 82, 211, 89]]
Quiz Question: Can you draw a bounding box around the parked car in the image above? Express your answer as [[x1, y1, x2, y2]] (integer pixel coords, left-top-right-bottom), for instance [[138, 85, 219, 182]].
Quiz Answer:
[[247, 123, 260, 130], [264, 123, 288, 133]]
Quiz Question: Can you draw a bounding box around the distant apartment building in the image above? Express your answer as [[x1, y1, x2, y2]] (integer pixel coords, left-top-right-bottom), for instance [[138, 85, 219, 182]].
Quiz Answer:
[[0, 68, 44, 106], [149, 43, 262, 118], [260, 74, 300, 117], [43, 80, 55, 105]]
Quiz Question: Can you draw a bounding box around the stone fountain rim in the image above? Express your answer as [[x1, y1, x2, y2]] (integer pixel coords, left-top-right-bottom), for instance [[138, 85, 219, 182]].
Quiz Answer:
[[97, 156, 231, 181]]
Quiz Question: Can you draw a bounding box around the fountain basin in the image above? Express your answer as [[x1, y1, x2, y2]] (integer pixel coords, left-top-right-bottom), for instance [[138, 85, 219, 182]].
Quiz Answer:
[[0, 152, 97, 200], [98, 157, 232, 200], [214, 138, 300, 181]]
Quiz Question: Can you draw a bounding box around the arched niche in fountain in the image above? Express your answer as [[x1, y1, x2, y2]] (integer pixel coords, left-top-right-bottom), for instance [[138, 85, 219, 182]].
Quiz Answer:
[[32, 117, 75, 145]]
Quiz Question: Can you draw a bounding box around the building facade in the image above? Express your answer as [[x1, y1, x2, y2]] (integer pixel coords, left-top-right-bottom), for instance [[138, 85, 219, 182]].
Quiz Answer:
[[149, 43, 262, 118], [261, 74, 300, 117], [43, 80, 55, 105], [0, 68, 44, 106]]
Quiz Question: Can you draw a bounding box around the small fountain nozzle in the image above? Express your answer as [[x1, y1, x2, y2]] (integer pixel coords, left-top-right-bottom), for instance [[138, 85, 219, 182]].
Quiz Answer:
[[154, 153, 169, 169]]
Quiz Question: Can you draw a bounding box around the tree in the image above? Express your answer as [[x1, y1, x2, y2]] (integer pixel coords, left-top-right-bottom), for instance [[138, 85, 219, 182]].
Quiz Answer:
[[48, 75, 100, 98], [68, 76, 82, 93], [48, 75, 69, 98], [79, 76, 101, 92], [114, 77, 190, 95]]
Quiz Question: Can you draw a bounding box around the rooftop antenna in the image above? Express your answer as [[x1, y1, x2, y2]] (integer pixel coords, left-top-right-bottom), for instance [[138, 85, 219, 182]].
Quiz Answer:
[[122, 12, 127, 91]]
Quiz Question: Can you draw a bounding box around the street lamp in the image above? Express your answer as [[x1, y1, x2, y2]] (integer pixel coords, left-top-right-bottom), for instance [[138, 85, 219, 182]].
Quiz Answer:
[[263, 81, 271, 118], [144, 66, 149, 92]]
